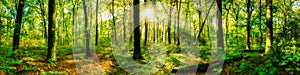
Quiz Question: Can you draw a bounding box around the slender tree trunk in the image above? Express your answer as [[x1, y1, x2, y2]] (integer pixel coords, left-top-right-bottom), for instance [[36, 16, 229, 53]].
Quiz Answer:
[[176, 0, 182, 46], [82, 0, 92, 57], [167, 0, 172, 44], [123, 1, 126, 42], [0, 10, 2, 42], [265, 0, 273, 54], [39, 0, 47, 39], [196, 1, 215, 41], [216, 0, 224, 49], [259, 0, 262, 46], [246, 0, 251, 50], [47, 0, 57, 61], [12, 0, 25, 51], [133, 0, 143, 60], [95, 0, 99, 45], [72, 0, 76, 45], [112, 0, 117, 44], [143, 0, 148, 46]]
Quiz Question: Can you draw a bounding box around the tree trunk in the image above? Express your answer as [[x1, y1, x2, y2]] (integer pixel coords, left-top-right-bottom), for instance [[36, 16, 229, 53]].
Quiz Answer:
[[133, 0, 143, 60], [95, 0, 99, 45], [72, 0, 76, 45], [82, 0, 92, 57], [0, 10, 2, 42], [47, 0, 57, 61], [259, 0, 262, 46], [196, 1, 215, 41], [12, 0, 25, 51], [167, 0, 173, 44], [123, 1, 126, 42], [143, 0, 148, 46], [39, 0, 47, 39], [246, 0, 251, 50], [216, 0, 224, 50], [265, 0, 273, 54], [176, 0, 182, 46]]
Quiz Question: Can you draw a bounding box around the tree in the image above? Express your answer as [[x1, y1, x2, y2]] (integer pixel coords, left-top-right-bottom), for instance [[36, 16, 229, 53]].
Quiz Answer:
[[217, 0, 224, 51], [0, 7, 2, 42], [95, 0, 99, 45], [167, 0, 173, 44], [265, 0, 273, 54], [47, 0, 57, 61], [143, 0, 148, 46], [82, 0, 92, 57], [259, 0, 263, 46], [133, 0, 143, 60], [176, 0, 182, 46], [246, 0, 252, 50], [38, 0, 47, 39], [12, 0, 26, 51]]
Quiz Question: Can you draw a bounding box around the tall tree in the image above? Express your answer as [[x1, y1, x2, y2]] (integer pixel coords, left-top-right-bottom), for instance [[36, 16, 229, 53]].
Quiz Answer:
[[82, 0, 92, 57], [143, 0, 148, 46], [0, 6, 2, 42], [167, 0, 173, 44], [38, 0, 47, 39], [259, 0, 263, 46], [216, 0, 224, 51], [265, 0, 273, 54], [0, 9, 2, 42], [133, 0, 143, 60], [47, 0, 57, 61], [95, 0, 99, 45], [246, 0, 252, 50], [72, 0, 76, 45], [12, 0, 26, 51], [176, 0, 182, 46]]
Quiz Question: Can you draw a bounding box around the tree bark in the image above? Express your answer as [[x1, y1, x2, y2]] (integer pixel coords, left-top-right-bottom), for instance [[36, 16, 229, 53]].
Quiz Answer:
[[47, 0, 57, 61], [38, 0, 47, 39], [196, 0, 215, 41], [259, 0, 263, 46], [12, 0, 25, 51], [0, 9, 2, 42], [216, 0, 224, 50], [82, 0, 92, 57], [143, 0, 148, 46], [167, 0, 173, 44], [133, 0, 143, 60], [246, 0, 251, 50], [176, 0, 182, 46], [72, 0, 76, 45], [265, 0, 273, 54], [95, 0, 99, 45]]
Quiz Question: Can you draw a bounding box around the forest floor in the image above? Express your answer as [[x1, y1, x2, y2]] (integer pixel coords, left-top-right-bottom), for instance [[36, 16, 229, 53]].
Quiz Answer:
[[0, 46, 299, 75]]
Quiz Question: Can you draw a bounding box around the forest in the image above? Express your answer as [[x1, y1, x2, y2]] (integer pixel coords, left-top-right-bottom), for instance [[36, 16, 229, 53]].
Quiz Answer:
[[0, 0, 300, 74]]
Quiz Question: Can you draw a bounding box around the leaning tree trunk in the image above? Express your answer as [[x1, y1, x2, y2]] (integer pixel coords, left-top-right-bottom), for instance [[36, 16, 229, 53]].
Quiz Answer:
[[12, 0, 25, 51], [47, 0, 57, 61], [265, 0, 273, 54], [82, 0, 92, 57]]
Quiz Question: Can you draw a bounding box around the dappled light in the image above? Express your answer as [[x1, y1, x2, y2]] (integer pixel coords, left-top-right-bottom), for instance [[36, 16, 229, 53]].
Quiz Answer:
[[0, 0, 300, 74]]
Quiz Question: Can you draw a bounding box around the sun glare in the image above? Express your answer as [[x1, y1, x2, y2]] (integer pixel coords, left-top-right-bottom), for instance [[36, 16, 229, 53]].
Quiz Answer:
[[141, 8, 155, 20]]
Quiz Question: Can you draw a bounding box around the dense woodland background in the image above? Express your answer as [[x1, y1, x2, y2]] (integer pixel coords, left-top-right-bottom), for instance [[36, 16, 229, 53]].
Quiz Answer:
[[0, 0, 300, 74]]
